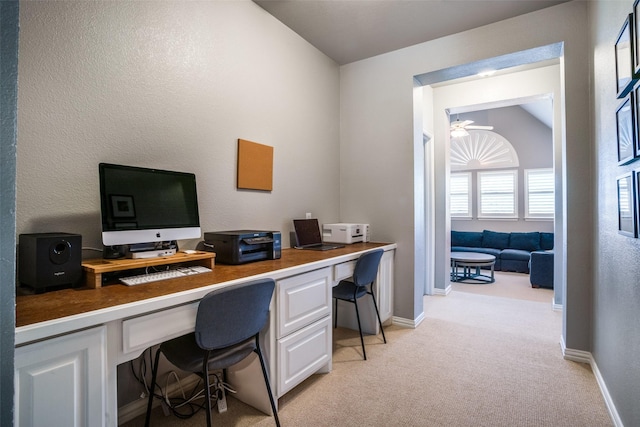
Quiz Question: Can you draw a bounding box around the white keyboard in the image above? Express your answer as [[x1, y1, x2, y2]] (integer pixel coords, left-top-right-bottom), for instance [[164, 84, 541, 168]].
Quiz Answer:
[[120, 266, 212, 286]]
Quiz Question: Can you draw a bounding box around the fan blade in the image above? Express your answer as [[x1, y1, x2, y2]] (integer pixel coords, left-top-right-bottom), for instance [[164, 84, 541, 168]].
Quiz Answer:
[[450, 119, 474, 129], [466, 125, 494, 130]]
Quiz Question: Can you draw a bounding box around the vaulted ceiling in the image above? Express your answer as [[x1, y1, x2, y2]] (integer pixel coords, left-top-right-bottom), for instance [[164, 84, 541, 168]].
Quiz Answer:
[[253, 0, 569, 65]]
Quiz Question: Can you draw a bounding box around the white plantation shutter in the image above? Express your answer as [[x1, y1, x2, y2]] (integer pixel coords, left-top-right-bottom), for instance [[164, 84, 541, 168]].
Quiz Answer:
[[478, 170, 517, 218], [525, 169, 555, 219], [450, 172, 471, 217]]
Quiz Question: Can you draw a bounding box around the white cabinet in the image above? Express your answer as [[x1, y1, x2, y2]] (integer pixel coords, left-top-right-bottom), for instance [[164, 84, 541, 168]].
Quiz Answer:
[[276, 267, 332, 397], [14, 326, 106, 427]]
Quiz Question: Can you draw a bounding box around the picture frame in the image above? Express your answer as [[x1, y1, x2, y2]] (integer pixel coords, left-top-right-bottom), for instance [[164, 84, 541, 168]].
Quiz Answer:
[[635, 85, 640, 159], [634, 0, 640, 75], [616, 14, 636, 99], [635, 168, 640, 236], [110, 194, 136, 218], [617, 92, 637, 165], [617, 172, 636, 237]]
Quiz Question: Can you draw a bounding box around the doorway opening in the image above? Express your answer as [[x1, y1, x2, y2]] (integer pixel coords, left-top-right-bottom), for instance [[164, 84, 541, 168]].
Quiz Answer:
[[414, 43, 565, 312]]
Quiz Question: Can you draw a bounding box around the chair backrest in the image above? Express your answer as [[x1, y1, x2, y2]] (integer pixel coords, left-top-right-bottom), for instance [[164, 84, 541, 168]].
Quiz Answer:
[[352, 249, 384, 287], [194, 278, 275, 350]]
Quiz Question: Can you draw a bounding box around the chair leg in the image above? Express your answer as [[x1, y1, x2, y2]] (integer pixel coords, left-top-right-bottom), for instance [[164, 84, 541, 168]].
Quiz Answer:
[[353, 298, 366, 360], [369, 290, 387, 344], [255, 338, 281, 427], [144, 347, 162, 427], [202, 353, 213, 427]]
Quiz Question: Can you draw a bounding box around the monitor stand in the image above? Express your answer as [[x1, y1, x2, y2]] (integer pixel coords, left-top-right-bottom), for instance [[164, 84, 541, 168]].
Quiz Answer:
[[82, 251, 215, 288]]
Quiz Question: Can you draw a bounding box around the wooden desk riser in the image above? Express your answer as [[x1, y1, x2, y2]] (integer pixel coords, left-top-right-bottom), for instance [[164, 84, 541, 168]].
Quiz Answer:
[[82, 251, 216, 289]]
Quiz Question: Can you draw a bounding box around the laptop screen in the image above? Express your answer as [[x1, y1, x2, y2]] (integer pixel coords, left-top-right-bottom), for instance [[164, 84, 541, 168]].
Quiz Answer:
[[293, 219, 323, 247]]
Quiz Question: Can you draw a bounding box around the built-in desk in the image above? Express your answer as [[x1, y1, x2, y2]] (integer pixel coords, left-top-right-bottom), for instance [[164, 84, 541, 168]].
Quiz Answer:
[[14, 242, 395, 426]]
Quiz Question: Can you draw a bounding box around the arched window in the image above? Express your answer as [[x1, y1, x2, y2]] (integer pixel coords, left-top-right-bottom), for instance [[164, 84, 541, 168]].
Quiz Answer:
[[451, 130, 519, 171]]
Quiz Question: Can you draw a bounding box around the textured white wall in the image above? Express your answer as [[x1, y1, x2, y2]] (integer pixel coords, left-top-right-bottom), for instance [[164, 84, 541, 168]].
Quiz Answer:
[[17, 1, 340, 251], [340, 1, 590, 340]]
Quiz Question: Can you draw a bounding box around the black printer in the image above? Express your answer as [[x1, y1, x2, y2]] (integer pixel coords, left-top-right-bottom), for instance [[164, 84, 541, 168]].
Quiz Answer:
[[201, 230, 281, 265]]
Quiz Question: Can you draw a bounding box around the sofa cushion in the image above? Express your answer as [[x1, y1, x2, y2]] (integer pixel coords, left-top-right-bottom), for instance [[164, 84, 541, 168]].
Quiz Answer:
[[481, 230, 510, 250], [500, 248, 531, 261], [540, 232, 554, 251], [501, 259, 530, 274], [451, 231, 483, 248], [509, 232, 541, 252]]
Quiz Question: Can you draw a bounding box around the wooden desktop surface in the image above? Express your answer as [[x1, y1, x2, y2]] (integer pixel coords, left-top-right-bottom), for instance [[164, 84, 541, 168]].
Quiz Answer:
[[16, 242, 389, 328]]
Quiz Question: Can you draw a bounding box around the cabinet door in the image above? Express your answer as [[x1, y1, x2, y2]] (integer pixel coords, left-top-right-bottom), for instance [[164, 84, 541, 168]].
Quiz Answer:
[[277, 267, 331, 338], [377, 249, 395, 323], [277, 316, 331, 396], [15, 326, 106, 427]]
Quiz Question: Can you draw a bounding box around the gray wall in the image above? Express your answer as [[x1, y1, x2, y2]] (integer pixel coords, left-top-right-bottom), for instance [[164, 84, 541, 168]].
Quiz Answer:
[[591, 2, 640, 425], [16, 1, 340, 252], [1, 2, 18, 424], [452, 105, 554, 233]]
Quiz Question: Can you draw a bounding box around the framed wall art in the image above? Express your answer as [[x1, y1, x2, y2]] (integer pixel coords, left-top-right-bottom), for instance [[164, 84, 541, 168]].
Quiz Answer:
[[617, 172, 637, 237], [617, 91, 637, 165], [616, 14, 636, 99], [634, 0, 640, 75]]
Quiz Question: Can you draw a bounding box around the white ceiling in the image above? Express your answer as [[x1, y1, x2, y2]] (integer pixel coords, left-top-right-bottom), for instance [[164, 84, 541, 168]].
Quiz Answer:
[[253, 0, 568, 65]]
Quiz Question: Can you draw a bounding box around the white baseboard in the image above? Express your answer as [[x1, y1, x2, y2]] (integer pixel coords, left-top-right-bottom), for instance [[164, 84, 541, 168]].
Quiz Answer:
[[392, 311, 425, 328], [561, 336, 624, 427], [433, 284, 452, 296], [118, 374, 201, 425]]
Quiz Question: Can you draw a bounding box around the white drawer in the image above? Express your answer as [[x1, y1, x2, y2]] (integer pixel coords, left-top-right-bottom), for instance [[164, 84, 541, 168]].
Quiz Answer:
[[277, 316, 331, 396], [277, 267, 331, 338], [122, 302, 198, 354], [333, 260, 356, 282]]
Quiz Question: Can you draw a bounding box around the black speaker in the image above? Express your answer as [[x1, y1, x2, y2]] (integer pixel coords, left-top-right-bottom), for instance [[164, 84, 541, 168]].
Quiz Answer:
[[18, 232, 82, 292]]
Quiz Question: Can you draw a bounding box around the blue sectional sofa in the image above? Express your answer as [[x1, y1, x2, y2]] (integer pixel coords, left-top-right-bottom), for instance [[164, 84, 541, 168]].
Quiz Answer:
[[529, 250, 554, 289], [451, 230, 554, 274]]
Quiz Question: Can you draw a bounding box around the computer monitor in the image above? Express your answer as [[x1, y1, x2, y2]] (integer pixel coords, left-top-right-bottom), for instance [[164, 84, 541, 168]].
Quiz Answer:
[[99, 163, 201, 249]]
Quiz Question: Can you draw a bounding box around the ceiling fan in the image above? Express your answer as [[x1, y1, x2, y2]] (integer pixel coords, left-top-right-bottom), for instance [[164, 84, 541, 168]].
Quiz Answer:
[[450, 116, 494, 137]]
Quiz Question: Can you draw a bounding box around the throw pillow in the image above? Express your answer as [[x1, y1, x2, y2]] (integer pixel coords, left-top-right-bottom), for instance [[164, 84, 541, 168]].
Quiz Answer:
[[540, 232, 554, 250], [452, 231, 483, 247], [509, 232, 541, 252], [481, 230, 510, 250]]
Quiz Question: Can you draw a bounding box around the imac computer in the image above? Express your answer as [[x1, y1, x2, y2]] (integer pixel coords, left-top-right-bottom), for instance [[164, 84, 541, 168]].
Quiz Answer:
[[99, 163, 202, 258]]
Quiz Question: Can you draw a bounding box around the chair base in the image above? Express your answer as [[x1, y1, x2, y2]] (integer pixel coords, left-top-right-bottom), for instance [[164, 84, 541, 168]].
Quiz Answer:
[[333, 289, 386, 360]]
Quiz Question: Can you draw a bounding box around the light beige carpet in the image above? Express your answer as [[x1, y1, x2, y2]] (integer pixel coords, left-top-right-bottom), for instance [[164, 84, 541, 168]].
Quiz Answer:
[[124, 271, 612, 426]]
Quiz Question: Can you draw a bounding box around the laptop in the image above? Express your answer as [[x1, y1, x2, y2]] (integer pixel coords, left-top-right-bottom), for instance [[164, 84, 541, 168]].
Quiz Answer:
[[293, 219, 344, 251]]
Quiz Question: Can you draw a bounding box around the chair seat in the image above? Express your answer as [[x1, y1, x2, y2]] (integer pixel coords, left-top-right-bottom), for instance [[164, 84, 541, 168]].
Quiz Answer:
[[161, 334, 256, 373], [333, 279, 367, 301]]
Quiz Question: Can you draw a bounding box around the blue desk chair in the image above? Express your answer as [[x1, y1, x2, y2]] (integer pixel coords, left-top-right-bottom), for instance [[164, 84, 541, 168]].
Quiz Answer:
[[333, 249, 386, 360], [144, 279, 280, 427]]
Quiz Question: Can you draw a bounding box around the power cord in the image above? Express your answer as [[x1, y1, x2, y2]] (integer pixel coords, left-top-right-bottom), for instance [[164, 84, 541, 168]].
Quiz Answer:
[[134, 347, 237, 420]]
